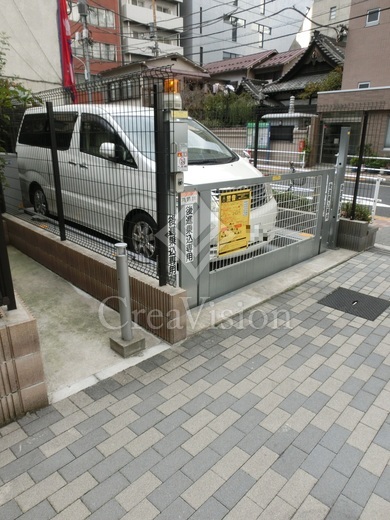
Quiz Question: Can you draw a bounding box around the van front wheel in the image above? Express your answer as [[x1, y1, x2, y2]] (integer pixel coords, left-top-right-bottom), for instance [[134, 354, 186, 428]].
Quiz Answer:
[[125, 213, 157, 260], [32, 187, 48, 216]]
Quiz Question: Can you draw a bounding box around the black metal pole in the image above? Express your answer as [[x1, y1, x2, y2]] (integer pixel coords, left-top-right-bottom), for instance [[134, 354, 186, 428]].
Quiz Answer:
[[351, 111, 369, 220], [154, 83, 170, 286], [46, 102, 66, 241], [0, 212, 16, 310], [253, 109, 260, 169]]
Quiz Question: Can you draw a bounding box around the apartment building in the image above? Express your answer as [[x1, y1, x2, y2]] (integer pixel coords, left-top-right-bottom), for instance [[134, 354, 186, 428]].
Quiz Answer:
[[292, 0, 352, 49], [69, 0, 122, 80]]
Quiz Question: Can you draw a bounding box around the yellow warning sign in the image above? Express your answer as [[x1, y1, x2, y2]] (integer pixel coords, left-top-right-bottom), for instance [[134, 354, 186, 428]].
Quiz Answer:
[[218, 189, 251, 256]]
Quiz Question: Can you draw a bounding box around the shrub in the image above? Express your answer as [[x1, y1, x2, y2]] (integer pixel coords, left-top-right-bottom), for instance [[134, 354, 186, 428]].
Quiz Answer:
[[341, 202, 372, 222]]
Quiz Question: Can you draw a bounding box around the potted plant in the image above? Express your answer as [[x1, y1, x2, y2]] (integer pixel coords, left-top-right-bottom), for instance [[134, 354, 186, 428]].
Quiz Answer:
[[337, 202, 378, 251]]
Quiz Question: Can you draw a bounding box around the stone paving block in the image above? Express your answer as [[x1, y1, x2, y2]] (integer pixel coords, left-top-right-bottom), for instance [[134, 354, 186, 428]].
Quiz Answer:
[[203, 366, 231, 384], [181, 469, 224, 510], [11, 499, 57, 520], [150, 447, 192, 481], [302, 391, 331, 413], [362, 376, 387, 396], [214, 469, 256, 509], [234, 408, 266, 434], [347, 423, 377, 452], [189, 496, 229, 520], [129, 410, 165, 435], [326, 390, 353, 412], [154, 427, 191, 457], [247, 467, 287, 509], [131, 394, 166, 417], [319, 424, 351, 453], [40, 429, 83, 458], [0, 500, 23, 520], [326, 494, 363, 520], [67, 428, 110, 458], [182, 426, 219, 457], [96, 428, 136, 458], [89, 447, 132, 483], [285, 408, 315, 433], [209, 426, 246, 456], [0, 448, 46, 484], [212, 446, 250, 481], [310, 467, 349, 508], [84, 472, 140, 512], [52, 499, 90, 520], [181, 447, 220, 482], [86, 499, 126, 520], [152, 497, 194, 520], [330, 443, 364, 478], [278, 468, 317, 509], [374, 465, 390, 502], [15, 472, 66, 513], [182, 409, 215, 435], [21, 410, 65, 436], [28, 448, 75, 483], [265, 426, 299, 455], [230, 392, 261, 415], [10, 428, 55, 458], [147, 470, 192, 511], [50, 411, 89, 436], [260, 407, 291, 433], [342, 466, 379, 507], [59, 448, 104, 483], [310, 406, 341, 432], [301, 445, 336, 479], [340, 376, 366, 396], [349, 388, 378, 412], [48, 472, 97, 513], [336, 406, 364, 432], [83, 395, 118, 418], [120, 448, 162, 483], [208, 409, 241, 435], [181, 393, 214, 415], [0, 472, 34, 507], [278, 391, 307, 414], [238, 425, 272, 455], [206, 393, 238, 415], [271, 445, 307, 479], [360, 494, 390, 520]]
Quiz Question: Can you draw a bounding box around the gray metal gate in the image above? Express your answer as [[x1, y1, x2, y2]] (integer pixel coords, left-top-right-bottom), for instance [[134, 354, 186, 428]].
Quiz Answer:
[[178, 167, 337, 308]]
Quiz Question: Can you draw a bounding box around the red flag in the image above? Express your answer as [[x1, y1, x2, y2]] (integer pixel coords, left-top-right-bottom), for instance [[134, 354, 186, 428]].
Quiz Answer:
[[58, 0, 77, 102]]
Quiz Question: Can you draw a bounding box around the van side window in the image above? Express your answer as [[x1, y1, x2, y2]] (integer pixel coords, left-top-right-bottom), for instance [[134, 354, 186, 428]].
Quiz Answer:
[[80, 114, 137, 167], [18, 113, 77, 150]]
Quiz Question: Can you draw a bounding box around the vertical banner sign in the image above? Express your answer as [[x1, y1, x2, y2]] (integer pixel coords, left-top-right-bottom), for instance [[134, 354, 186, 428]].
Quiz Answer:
[[218, 189, 251, 256], [167, 215, 176, 276], [180, 191, 198, 263], [58, 0, 77, 102]]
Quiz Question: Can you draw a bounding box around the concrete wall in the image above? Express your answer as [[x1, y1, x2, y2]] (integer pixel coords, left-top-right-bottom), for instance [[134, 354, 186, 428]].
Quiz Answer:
[[0, 0, 62, 92]]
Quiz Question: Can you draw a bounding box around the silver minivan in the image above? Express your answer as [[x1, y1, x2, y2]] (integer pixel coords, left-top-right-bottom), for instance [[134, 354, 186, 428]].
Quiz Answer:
[[16, 104, 277, 258]]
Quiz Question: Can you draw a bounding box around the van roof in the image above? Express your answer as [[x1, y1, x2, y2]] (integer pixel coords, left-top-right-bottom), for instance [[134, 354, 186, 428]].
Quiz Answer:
[[24, 104, 154, 116]]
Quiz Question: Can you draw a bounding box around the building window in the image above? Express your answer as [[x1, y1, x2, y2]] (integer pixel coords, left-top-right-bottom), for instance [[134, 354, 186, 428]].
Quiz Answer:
[[384, 119, 390, 148], [358, 82, 371, 89], [157, 6, 170, 14], [366, 8, 380, 26], [329, 7, 336, 20], [223, 51, 239, 59], [91, 42, 116, 61], [132, 0, 144, 6]]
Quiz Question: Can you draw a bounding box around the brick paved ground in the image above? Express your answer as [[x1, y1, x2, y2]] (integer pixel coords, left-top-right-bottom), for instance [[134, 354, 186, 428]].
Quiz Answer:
[[1, 248, 390, 519]]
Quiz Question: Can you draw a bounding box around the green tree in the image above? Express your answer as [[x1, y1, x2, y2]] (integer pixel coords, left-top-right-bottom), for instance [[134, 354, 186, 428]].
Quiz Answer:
[[299, 66, 343, 100]]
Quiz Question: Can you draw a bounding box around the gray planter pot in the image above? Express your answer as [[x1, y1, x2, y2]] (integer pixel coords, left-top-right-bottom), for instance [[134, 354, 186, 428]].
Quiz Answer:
[[337, 217, 378, 251]]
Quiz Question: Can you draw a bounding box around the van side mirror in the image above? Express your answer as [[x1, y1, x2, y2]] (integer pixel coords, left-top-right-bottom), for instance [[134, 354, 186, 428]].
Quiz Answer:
[[99, 142, 116, 159]]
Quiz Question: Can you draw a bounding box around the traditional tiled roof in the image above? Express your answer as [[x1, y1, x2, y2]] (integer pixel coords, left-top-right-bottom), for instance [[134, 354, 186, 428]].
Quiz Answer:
[[204, 50, 277, 75], [263, 74, 327, 94], [253, 48, 305, 70]]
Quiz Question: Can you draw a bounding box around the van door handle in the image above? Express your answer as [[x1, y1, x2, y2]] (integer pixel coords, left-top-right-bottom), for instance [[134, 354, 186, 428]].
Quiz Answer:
[[68, 161, 77, 166], [80, 163, 88, 169]]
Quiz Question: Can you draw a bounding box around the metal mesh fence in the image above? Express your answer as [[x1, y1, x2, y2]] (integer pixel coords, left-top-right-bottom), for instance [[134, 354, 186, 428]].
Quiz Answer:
[[3, 68, 178, 285]]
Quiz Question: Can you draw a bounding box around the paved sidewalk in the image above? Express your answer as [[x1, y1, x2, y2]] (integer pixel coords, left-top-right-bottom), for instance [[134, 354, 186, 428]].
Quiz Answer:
[[1, 248, 390, 519]]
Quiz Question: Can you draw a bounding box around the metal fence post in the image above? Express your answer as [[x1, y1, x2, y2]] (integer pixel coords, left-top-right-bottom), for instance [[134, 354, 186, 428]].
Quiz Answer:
[[351, 112, 369, 220], [46, 102, 66, 241]]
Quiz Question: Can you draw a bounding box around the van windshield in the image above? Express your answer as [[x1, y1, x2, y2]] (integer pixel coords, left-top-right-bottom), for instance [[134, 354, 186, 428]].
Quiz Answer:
[[112, 115, 238, 165]]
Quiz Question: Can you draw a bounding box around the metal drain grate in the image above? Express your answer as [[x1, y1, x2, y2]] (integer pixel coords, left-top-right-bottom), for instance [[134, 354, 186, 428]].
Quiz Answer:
[[319, 287, 390, 321]]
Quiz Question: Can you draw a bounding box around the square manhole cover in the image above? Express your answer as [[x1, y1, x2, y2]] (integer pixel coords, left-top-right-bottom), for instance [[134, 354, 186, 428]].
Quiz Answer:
[[319, 287, 389, 321]]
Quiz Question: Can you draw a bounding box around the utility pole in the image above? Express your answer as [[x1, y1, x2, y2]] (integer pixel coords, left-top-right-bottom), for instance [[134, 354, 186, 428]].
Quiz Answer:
[[77, 0, 91, 82], [150, 0, 160, 57]]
